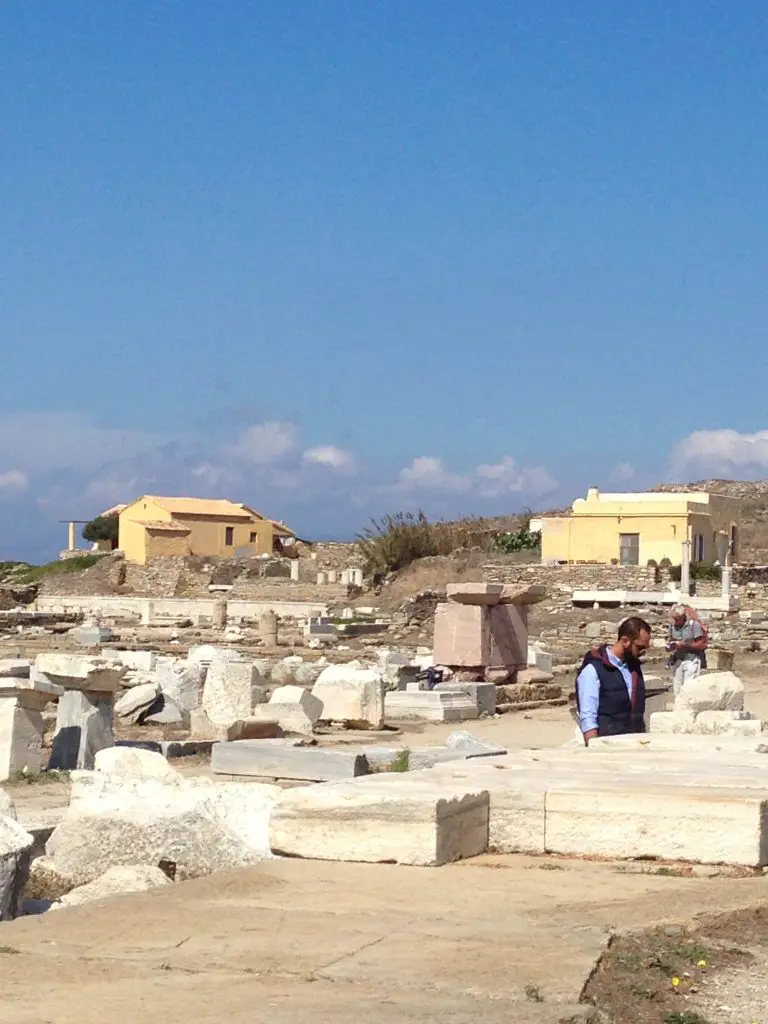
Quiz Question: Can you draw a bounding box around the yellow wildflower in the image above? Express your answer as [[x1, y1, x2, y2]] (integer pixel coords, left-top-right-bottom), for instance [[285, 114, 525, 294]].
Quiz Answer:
[[671, 977, 680, 988]]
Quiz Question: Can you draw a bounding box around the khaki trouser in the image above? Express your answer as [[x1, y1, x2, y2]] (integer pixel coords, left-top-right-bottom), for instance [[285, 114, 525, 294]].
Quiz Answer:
[[673, 658, 701, 696]]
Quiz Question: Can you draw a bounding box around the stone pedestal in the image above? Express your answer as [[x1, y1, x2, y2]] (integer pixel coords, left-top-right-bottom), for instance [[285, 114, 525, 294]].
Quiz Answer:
[[432, 582, 545, 684], [201, 661, 257, 728], [0, 678, 63, 781], [290, 560, 300, 581], [49, 690, 115, 771], [259, 610, 278, 646], [212, 598, 227, 630]]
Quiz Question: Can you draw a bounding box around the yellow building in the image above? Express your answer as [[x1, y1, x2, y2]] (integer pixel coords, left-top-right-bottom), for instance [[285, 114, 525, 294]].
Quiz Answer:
[[540, 488, 741, 566], [118, 496, 297, 564]]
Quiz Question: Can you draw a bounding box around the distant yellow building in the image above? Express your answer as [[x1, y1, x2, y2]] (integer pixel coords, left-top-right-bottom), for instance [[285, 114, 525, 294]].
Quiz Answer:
[[118, 496, 297, 564], [540, 488, 741, 566]]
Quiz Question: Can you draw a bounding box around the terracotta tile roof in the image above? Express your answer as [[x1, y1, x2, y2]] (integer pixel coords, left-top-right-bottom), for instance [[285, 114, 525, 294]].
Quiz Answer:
[[142, 519, 191, 533], [140, 496, 255, 519]]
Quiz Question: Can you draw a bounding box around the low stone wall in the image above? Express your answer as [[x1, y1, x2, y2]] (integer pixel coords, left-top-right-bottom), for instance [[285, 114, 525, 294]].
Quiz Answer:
[[482, 562, 659, 591], [311, 542, 362, 574], [35, 594, 333, 625]]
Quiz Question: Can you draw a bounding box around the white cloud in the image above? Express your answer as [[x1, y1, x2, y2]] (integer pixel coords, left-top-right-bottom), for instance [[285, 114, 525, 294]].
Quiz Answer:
[[0, 469, 28, 496], [302, 445, 354, 471], [475, 457, 557, 498], [670, 429, 768, 476], [394, 456, 471, 493], [0, 412, 160, 473], [609, 461, 636, 483], [234, 421, 297, 464], [390, 454, 557, 499]]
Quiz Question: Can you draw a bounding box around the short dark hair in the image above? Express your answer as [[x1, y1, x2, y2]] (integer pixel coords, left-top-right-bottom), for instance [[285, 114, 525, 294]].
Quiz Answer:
[[618, 616, 651, 640]]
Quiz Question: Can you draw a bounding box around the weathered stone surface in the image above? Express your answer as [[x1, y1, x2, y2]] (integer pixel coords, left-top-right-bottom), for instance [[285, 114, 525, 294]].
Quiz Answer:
[[70, 625, 114, 647], [34, 653, 126, 693], [47, 771, 281, 884], [270, 779, 489, 865], [154, 658, 204, 711], [270, 657, 305, 686], [499, 584, 547, 605], [251, 703, 315, 736], [433, 681, 496, 717], [385, 690, 478, 722], [676, 671, 745, 713], [545, 785, 768, 866], [0, 790, 15, 820], [425, 764, 545, 854], [0, 701, 45, 780], [212, 741, 369, 781], [649, 710, 698, 734], [225, 718, 282, 741], [515, 667, 555, 686], [55, 864, 171, 909], [140, 693, 188, 726], [114, 682, 161, 720], [202, 660, 257, 727], [0, 659, 31, 679], [694, 711, 763, 737], [188, 645, 245, 665], [0, 814, 33, 920], [445, 583, 504, 605], [103, 649, 157, 673], [433, 602, 527, 671], [312, 665, 385, 728], [269, 685, 323, 723], [49, 691, 115, 771], [444, 731, 507, 757], [94, 746, 179, 778]]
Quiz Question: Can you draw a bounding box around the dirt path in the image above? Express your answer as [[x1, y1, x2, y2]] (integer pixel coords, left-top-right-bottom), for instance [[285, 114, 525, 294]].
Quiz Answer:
[[1, 855, 767, 1024]]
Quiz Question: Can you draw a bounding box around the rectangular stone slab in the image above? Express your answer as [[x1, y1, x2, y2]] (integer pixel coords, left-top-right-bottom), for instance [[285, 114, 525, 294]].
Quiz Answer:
[[406, 765, 546, 854], [385, 690, 478, 722], [545, 785, 768, 866], [270, 779, 489, 865], [211, 740, 370, 781], [445, 583, 504, 605]]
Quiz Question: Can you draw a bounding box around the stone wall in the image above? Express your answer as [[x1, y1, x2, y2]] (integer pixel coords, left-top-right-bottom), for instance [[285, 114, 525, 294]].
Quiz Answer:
[[481, 562, 659, 591], [311, 542, 362, 573], [40, 553, 349, 601]]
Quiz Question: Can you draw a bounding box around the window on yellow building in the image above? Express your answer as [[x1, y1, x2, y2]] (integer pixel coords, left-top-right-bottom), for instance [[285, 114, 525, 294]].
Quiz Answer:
[[693, 533, 704, 562], [250, 532, 257, 543], [619, 533, 639, 566], [225, 527, 234, 546]]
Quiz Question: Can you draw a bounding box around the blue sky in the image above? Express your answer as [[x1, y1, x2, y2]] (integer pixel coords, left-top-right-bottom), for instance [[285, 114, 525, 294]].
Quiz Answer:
[[1, 1, 767, 560]]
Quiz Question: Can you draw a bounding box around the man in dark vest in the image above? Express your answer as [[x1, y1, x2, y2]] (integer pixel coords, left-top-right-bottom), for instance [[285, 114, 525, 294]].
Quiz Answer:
[[576, 616, 651, 744]]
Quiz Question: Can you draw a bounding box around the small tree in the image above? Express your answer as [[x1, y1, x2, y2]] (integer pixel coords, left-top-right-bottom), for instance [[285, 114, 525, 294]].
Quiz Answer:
[[82, 514, 119, 549]]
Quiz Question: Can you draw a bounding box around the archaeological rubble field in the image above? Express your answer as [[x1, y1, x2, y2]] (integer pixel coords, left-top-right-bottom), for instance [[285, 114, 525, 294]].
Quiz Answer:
[[1, 547, 768, 1022]]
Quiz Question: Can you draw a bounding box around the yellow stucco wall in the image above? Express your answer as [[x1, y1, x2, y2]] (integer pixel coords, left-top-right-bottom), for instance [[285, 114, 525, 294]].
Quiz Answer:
[[541, 491, 741, 565], [145, 530, 190, 560], [170, 514, 275, 556]]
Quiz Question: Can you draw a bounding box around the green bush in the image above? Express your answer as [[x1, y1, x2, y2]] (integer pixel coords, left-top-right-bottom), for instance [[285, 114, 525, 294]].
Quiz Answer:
[[667, 562, 721, 583], [494, 526, 541, 554], [82, 514, 119, 546], [356, 511, 492, 583], [15, 555, 102, 585]]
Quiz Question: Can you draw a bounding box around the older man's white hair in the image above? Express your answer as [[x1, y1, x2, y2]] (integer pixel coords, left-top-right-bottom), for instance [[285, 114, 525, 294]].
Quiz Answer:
[[671, 604, 687, 618]]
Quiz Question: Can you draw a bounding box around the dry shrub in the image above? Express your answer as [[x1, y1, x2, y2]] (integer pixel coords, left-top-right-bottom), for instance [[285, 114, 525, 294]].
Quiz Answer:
[[356, 511, 493, 583]]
